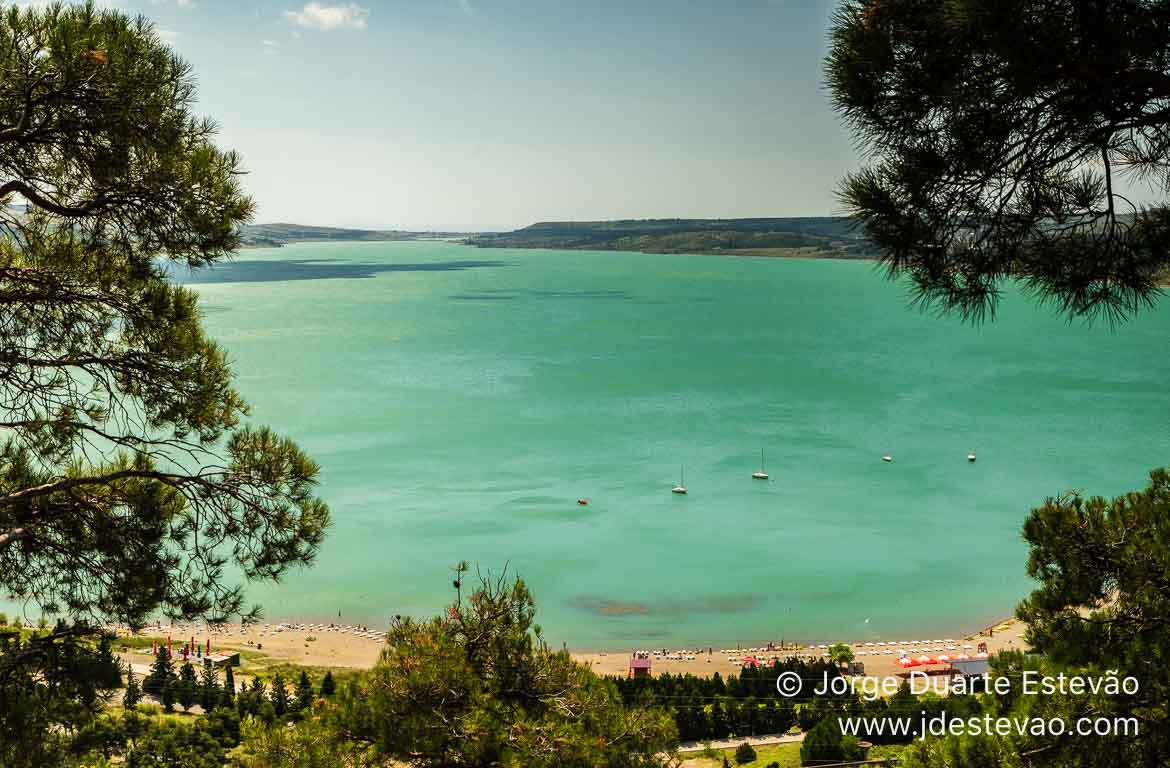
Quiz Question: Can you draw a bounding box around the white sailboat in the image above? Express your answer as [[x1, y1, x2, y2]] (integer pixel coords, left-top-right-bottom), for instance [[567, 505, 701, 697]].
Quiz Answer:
[[881, 454, 893, 463], [967, 451, 977, 463], [672, 465, 687, 494], [752, 448, 769, 480]]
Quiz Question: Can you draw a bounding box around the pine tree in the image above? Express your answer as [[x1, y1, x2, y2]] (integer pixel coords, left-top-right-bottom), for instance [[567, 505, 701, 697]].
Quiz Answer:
[[0, 4, 329, 757], [319, 670, 336, 697], [123, 665, 142, 711], [161, 679, 175, 713], [143, 647, 175, 698], [295, 670, 313, 712], [690, 695, 711, 740], [710, 698, 730, 740], [94, 634, 123, 689], [199, 663, 220, 711], [326, 572, 677, 767], [800, 717, 858, 766], [222, 665, 235, 705], [270, 674, 289, 717], [826, 0, 1170, 324], [742, 696, 759, 736], [177, 662, 197, 712]]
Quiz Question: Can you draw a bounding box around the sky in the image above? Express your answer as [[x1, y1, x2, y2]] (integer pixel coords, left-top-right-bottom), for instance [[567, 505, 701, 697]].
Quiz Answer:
[[81, 0, 857, 231]]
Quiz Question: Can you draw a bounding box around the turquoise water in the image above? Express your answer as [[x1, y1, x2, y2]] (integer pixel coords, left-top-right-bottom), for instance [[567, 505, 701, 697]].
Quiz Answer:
[[175, 240, 1169, 649]]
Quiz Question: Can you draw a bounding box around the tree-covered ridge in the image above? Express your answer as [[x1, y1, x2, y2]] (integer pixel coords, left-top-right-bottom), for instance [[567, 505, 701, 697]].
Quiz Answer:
[[238, 223, 456, 248], [467, 217, 881, 258]]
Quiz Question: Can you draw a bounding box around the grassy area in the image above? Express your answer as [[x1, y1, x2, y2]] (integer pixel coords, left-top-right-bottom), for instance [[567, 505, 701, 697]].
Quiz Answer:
[[103, 704, 194, 726], [718, 247, 844, 259], [238, 659, 361, 688], [116, 633, 360, 689], [680, 741, 803, 767], [680, 742, 904, 767]]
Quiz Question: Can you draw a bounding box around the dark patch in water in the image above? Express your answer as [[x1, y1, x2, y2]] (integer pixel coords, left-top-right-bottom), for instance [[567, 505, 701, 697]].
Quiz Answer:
[[605, 627, 670, 639], [167, 258, 508, 285], [530, 289, 629, 299], [499, 494, 565, 507], [580, 600, 651, 617], [450, 288, 631, 302], [572, 594, 761, 619]]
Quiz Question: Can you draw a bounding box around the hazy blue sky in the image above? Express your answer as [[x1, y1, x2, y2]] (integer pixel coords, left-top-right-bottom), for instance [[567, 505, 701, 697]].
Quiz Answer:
[[120, 0, 856, 230]]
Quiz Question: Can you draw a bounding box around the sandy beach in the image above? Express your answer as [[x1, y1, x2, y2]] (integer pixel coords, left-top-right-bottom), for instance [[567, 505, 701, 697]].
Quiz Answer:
[[109, 615, 1028, 682], [574, 617, 1028, 679], [111, 620, 387, 671]]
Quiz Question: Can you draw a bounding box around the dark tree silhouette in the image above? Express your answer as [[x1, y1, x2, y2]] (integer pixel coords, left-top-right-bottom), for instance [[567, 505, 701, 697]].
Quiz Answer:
[[827, 0, 1170, 323]]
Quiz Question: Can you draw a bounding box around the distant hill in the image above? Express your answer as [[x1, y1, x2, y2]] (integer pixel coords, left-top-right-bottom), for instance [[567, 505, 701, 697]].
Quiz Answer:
[[465, 217, 880, 259], [240, 222, 461, 248]]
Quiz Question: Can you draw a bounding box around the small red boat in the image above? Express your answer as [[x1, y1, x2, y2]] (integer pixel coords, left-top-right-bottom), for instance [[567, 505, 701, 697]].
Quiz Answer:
[[577, 498, 588, 506]]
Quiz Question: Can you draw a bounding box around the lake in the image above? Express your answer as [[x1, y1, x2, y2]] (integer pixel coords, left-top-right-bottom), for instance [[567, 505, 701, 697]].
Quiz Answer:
[[174, 240, 1170, 649]]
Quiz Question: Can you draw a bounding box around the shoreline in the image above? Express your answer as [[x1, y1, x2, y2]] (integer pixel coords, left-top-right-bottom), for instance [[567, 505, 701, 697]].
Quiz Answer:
[[106, 611, 1027, 680], [465, 242, 877, 262], [574, 614, 1025, 680]]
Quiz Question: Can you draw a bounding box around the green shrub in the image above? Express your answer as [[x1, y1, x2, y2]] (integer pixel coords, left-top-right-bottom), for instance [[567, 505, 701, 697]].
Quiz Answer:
[[734, 741, 757, 764], [800, 717, 863, 766]]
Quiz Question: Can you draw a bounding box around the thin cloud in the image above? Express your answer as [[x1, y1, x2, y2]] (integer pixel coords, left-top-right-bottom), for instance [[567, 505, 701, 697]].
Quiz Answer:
[[262, 39, 280, 55], [15, 0, 122, 7], [282, 2, 368, 30], [456, 0, 475, 15]]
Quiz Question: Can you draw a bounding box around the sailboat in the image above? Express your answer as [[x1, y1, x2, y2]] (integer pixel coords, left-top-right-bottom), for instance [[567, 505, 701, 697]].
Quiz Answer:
[[752, 448, 769, 480], [967, 451, 977, 463], [672, 465, 688, 494]]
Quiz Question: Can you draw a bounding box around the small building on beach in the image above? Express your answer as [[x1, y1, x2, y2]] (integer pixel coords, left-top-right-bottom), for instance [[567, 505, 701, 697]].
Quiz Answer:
[[204, 652, 240, 668], [628, 653, 652, 679]]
